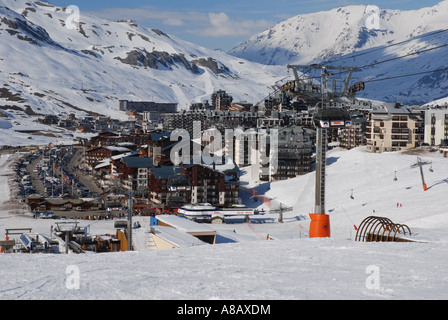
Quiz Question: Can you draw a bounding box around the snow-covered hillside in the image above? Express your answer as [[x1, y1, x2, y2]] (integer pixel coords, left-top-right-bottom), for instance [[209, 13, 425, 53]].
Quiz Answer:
[[230, 1, 448, 105], [0, 0, 286, 128], [231, 2, 448, 66], [1, 146, 448, 300]]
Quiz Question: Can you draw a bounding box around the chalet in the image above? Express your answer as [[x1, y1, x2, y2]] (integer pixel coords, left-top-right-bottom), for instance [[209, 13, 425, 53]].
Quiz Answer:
[[89, 132, 121, 147], [25, 196, 102, 212], [89, 131, 151, 148]]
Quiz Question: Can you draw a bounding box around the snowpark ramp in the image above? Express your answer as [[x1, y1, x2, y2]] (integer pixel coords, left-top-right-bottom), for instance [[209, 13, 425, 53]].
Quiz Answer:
[[355, 216, 413, 242]]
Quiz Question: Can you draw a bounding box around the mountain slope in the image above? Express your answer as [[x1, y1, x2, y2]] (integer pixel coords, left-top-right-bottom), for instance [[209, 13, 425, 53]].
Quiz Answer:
[[230, 2, 448, 65], [0, 0, 286, 128], [326, 28, 448, 104], [230, 1, 448, 104]]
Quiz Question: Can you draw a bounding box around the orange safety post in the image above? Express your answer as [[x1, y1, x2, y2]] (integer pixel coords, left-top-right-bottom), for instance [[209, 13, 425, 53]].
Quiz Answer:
[[309, 213, 331, 238]]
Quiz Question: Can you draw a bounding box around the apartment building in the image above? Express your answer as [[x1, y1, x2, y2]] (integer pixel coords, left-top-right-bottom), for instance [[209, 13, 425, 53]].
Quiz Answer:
[[366, 103, 424, 153], [147, 162, 239, 211], [424, 106, 448, 146], [260, 126, 313, 181], [119, 100, 178, 114], [211, 90, 233, 110], [162, 110, 261, 137], [85, 145, 133, 167], [339, 114, 367, 150]]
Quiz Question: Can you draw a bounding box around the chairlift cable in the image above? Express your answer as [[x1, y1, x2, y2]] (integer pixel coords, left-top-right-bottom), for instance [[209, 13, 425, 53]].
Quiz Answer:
[[325, 28, 448, 64], [363, 66, 448, 83], [304, 42, 448, 83]]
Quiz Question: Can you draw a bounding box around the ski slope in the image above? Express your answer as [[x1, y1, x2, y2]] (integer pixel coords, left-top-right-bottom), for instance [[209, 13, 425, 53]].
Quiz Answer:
[[1, 147, 448, 300]]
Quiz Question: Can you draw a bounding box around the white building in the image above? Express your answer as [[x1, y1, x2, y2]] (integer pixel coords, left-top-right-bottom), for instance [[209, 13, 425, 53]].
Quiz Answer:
[[424, 107, 448, 146], [366, 103, 424, 153]]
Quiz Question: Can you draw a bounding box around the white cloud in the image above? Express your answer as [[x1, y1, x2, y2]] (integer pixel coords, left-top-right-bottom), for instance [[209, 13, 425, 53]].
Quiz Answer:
[[89, 7, 273, 40], [90, 6, 208, 27], [163, 18, 184, 26], [189, 12, 273, 37]]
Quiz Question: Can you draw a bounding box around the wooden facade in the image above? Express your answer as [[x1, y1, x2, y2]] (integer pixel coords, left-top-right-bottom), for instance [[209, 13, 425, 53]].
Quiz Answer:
[[147, 164, 239, 211]]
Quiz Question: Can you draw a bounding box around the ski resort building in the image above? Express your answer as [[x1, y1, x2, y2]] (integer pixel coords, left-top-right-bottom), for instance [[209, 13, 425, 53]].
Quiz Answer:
[[119, 100, 178, 114], [85, 145, 134, 167], [366, 103, 425, 153], [339, 114, 367, 150], [147, 162, 240, 212], [424, 106, 448, 147], [260, 126, 313, 181]]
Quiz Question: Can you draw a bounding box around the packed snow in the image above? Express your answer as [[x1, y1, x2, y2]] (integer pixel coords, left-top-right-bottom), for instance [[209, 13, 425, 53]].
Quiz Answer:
[[1, 146, 448, 300]]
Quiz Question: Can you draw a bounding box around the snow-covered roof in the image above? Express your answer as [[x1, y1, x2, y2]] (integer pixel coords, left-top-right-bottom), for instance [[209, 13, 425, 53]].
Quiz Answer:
[[94, 151, 140, 169], [151, 226, 207, 248], [156, 215, 215, 234], [104, 146, 132, 152]]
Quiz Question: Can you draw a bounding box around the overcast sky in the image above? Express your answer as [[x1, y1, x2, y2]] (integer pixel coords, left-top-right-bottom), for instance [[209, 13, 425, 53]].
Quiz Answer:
[[48, 0, 443, 51]]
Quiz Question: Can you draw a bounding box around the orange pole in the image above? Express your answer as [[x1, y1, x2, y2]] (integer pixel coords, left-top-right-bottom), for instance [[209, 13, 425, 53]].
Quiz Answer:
[[309, 213, 331, 238]]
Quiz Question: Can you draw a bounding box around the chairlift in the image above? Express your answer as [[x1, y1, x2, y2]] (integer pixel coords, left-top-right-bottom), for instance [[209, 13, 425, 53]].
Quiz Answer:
[[313, 105, 352, 129]]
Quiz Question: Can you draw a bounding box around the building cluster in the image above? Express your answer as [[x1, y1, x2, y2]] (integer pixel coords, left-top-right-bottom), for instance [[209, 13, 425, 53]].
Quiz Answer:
[[38, 113, 140, 134], [76, 89, 448, 216], [85, 130, 240, 214]]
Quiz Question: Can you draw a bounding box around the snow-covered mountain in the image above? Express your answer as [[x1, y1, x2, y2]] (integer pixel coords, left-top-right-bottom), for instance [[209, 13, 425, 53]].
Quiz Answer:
[[0, 0, 286, 128], [230, 1, 448, 105]]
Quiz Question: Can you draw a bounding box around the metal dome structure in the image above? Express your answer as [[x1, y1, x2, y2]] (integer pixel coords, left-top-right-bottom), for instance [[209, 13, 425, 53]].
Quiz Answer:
[[355, 216, 412, 242]]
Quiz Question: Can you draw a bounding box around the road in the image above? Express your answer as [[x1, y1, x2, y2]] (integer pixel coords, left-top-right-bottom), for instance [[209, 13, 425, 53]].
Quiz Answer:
[[66, 147, 103, 196]]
